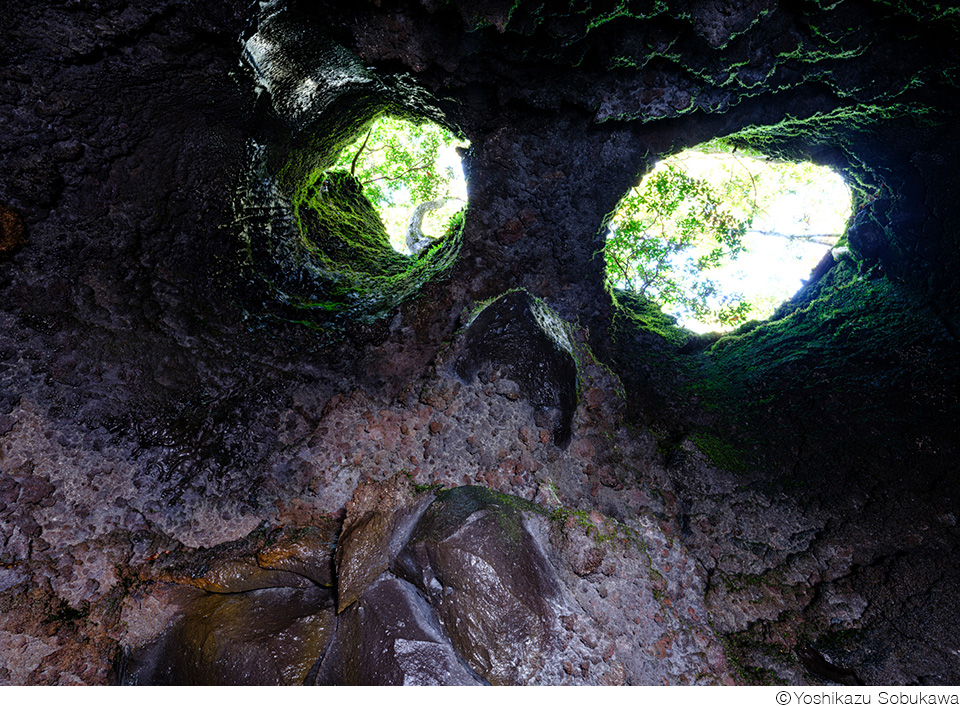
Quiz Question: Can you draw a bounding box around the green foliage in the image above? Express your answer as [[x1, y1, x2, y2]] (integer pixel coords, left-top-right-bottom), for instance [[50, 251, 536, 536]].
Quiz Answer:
[[332, 116, 468, 248], [606, 140, 852, 331], [335, 116, 449, 205], [605, 163, 753, 328]]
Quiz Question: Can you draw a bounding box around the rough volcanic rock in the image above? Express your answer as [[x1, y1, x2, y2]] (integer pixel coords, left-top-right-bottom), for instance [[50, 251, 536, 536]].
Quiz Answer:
[[454, 291, 579, 446], [0, 206, 25, 259], [3, 0, 960, 688], [323, 480, 730, 685]]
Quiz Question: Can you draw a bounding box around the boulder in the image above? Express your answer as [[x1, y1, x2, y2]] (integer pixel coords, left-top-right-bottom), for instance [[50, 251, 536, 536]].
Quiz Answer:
[[313, 573, 487, 685], [395, 485, 565, 684], [122, 585, 336, 686]]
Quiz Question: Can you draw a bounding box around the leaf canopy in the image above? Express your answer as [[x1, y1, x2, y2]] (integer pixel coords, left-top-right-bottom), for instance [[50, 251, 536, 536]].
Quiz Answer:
[[332, 116, 468, 251], [606, 144, 851, 331]]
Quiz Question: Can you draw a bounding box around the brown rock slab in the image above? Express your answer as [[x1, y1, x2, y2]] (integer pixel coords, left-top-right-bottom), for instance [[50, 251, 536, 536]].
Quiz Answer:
[[395, 485, 565, 684], [122, 585, 335, 685]]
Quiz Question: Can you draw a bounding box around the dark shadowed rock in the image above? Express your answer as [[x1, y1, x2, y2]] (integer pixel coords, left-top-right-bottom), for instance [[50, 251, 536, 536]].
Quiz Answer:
[[257, 525, 337, 587], [313, 573, 487, 685], [119, 522, 342, 685], [0, 205, 24, 259], [454, 291, 578, 446]]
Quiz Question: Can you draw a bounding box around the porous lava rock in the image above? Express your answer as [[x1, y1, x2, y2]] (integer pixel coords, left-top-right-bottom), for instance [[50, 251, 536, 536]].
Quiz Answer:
[[3, 0, 960, 688], [116, 473, 730, 685], [454, 290, 579, 446]]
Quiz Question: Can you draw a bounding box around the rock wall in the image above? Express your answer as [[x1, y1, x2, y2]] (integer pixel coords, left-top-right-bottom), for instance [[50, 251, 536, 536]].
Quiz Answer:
[[2, 0, 960, 686]]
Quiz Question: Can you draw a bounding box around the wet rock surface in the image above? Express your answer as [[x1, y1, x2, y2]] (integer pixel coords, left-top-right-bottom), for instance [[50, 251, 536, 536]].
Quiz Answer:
[[315, 573, 487, 686], [115, 473, 729, 685], [395, 486, 566, 685], [122, 584, 336, 685], [2, 0, 960, 687]]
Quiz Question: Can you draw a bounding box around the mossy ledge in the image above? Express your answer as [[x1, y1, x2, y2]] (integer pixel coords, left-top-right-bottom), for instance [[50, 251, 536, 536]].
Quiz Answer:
[[232, 5, 463, 336], [611, 253, 959, 492]]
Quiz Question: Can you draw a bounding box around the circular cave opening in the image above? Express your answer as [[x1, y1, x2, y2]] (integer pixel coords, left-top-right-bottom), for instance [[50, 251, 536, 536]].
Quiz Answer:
[[233, 7, 472, 334], [322, 115, 469, 255], [605, 139, 852, 333], [237, 115, 467, 333]]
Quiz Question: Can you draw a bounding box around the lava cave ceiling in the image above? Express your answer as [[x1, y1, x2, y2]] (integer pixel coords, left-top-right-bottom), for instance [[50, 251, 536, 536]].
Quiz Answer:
[[2, 0, 960, 686]]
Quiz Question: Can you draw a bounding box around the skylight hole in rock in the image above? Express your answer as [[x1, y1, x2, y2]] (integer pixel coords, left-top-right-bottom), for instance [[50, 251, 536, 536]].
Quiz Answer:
[[605, 141, 853, 333], [328, 115, 469, 255]]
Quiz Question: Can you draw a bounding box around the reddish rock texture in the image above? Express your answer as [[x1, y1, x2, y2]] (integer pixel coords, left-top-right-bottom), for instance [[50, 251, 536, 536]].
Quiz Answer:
[[2, 0, 960, 687]]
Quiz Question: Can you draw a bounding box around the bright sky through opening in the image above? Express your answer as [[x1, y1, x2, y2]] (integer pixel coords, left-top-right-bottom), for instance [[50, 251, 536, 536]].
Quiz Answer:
[[333, 117, 469, 253], [633, 149, 852, 333]]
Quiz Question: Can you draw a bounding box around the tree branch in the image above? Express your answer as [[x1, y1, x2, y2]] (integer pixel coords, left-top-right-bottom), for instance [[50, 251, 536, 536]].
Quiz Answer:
[[362, 163, 432, 185], [745, 229, 841, 245], [350, 129, 373, 177], [729, 150, 759, 214], [606, 250, 633, 285]]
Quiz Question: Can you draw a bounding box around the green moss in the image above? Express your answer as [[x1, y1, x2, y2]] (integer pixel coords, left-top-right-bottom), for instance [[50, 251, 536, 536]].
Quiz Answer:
[[720, 104, 944, 201], [550, 506, 595, 532], [412, 480, 444, 496], [722, 633, 793, 685], [44, 599, 89, 625], [809, 627, 863, 653], [236, 146, 463, 335], [607, 172, 959, 495], [705, 265, 941, 389], [872, 1, 960, 22], [611, 288, 693, 348], [690, 431, 748, 475], [584, 0, 667, 31], [648, 566, 667, 602], [412, 486, 544, 549], [235, 20, 465, 338], [549, 504, 639, 546], [295, 170, 404, 272]]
